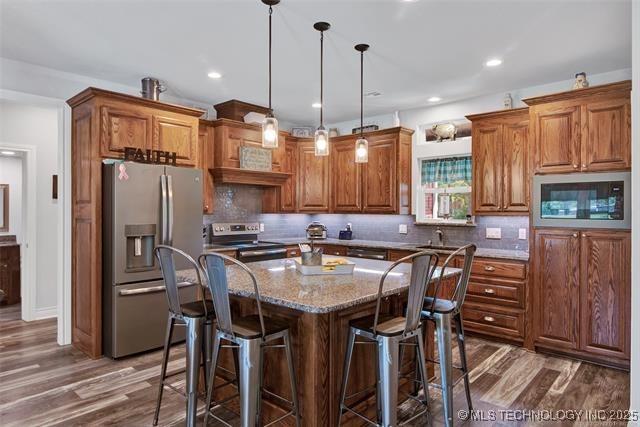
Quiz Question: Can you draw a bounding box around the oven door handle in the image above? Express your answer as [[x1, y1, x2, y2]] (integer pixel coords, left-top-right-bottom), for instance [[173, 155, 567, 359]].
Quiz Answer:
[[347, 252, 386, 260], [118, 282, 195, 296], [240, 248, 287, 257]]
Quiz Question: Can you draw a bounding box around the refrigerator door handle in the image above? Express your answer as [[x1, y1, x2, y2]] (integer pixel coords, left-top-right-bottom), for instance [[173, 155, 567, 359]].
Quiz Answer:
[[160, 174, 168, 245], [167, 174, 174, 246]]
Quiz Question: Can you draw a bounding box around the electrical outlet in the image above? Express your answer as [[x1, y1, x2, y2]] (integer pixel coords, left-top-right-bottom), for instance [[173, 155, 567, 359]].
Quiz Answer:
[[519, 228, 527, 240], [399, 224, 408, 234], [486, 227, 501, 239], [259, 223, 265, 232]]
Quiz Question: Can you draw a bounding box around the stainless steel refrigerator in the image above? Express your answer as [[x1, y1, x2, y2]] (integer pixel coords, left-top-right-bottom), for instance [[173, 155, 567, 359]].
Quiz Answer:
[[102, 161, 203, 358]]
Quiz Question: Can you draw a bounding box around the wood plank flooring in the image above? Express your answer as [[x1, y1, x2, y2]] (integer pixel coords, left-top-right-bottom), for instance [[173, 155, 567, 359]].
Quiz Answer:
[[0, 305, 630, 426]]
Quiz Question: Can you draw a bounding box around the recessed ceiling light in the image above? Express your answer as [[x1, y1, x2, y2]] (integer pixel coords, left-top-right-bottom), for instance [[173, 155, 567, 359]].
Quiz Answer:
[[428, 96, 442, 102], [1, 150, 16, 156], [207, 71, 222, 79], [312, 102, 322, 108], [364, 91, 382, 98], [485, 58, 503, 67]]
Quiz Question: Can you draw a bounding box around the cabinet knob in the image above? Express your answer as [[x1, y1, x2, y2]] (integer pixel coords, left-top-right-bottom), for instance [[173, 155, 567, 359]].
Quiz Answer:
[[483, 316, 495, 323], [484, 288, 495, 294], [484, 266, 495, 272], [582, 164, 586, 169], [572, 233, 578, 238], [573, 164, 578, 169], [581, 233, 586, 238]]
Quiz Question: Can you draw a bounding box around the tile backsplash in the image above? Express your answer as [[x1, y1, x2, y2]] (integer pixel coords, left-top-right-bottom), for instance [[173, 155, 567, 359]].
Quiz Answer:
[[203, 185, 529, 251]]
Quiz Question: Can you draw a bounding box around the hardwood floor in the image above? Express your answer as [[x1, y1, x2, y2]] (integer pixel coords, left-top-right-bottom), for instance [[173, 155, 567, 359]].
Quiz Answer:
[[0, 305, 630, 426]]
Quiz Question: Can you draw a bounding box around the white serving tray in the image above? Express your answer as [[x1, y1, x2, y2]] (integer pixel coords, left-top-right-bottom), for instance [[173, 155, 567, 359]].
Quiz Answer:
[[293, 255, 356, 276]]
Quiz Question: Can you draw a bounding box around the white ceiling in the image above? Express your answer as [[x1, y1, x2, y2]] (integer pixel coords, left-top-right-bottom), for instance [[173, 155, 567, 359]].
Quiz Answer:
[[0, 0, 632, 125]]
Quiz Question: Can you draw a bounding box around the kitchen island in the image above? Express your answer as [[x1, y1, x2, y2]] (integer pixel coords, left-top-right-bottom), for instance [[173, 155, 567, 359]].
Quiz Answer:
[[178, 256, 461, 426]]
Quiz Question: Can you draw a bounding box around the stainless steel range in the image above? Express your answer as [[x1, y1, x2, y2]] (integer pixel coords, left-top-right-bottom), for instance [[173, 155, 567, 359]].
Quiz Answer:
[[211, 222, 286, 262]]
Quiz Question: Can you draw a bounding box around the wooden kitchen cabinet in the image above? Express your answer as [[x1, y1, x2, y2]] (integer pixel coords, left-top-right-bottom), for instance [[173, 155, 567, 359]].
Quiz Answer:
[[67, 87, 205, 358], [198, 121, 215, 213], [297, 140, 331, 212], [523, 80, 631, 174], [362, 135, 397, 213], [331, 139, 362, 212], [280, 138, 298, 212], [532, 228, 630, 367], [467, 108, 529, 214]]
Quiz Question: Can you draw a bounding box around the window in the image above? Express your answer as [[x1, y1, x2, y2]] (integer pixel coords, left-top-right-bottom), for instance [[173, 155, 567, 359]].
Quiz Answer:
[[417, 156, 472, 223]]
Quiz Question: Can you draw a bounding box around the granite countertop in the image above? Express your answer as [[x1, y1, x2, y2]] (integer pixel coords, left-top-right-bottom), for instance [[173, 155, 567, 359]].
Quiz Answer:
[[177, 257, 461, 314], [265, 237, 529, 261]]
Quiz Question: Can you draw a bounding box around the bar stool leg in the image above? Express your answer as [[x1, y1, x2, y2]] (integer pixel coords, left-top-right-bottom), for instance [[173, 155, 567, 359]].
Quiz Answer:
[[238, 337, 261, 427], [435, 313, 454, 427], [204, 331, 221, 426], [378, 336, 399, 427], [202, 320, 214, 391], [153, 314, 175, 426], [416, 330, 431, 407], [257, 343, 265, 425], [184, 317, 203, 427], [284, 331, 301, 427], [337, 328, 356, 426], [454, 313, 473, 411]]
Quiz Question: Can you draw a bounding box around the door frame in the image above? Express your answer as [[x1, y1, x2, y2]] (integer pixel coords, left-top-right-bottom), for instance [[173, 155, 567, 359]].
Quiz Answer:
[[0, 89, 72, 346]]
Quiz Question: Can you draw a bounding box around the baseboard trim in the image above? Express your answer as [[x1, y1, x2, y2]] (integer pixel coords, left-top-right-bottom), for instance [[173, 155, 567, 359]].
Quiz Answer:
[[33, 306, 57, 320]]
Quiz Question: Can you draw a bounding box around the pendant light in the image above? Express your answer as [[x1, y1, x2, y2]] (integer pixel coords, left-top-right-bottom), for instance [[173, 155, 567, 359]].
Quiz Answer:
[[313, 22, 331, 156], [261, 0, 279, 148], [355, 44, 369, 163]]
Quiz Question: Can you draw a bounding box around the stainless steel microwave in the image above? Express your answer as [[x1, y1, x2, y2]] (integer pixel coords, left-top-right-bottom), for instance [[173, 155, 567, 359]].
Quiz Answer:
[[533, 172, 631, 229]]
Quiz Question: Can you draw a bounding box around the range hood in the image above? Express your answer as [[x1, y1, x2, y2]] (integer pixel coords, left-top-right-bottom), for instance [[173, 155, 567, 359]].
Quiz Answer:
[[210, 167, 290, 186]]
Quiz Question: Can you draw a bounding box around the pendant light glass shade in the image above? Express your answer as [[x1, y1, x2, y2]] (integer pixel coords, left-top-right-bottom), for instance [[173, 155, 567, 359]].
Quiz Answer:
[[355, 137, 368, 163], [262, 115, 279, 148], [314, 126, 329, 156]]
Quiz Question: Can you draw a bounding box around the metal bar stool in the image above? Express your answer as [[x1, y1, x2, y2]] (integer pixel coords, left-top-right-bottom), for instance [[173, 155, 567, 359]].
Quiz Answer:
[[420, 244, 476, 427], [199, 252, 301, 427], [338, 251, 440, 427], [152, 245, 215, 427]]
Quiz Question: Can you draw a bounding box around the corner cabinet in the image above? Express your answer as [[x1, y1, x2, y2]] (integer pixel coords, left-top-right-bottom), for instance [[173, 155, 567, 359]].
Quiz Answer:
[[532, 228, 630, 368], [523, 80, 631, 174], [467, 108, 529, 214], [67, 87, 205, 358]]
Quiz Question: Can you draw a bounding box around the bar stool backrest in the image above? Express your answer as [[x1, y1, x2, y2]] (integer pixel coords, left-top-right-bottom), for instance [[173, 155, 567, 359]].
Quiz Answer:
[[373, 250, 439, 336], [154, 245, 207, 319], [199, 252, 266, 339], [427, 244, 476, 316]]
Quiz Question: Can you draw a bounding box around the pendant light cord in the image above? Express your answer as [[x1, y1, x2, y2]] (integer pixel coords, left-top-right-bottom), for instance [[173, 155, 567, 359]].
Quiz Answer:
[[268, 5, 273, 113], [320, 31, 324, 127], [360, 50, 364, 138]]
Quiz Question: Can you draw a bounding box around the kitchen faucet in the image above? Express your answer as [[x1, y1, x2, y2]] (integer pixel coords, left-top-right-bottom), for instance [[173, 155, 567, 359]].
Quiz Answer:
[[435, 228, 444, 247]]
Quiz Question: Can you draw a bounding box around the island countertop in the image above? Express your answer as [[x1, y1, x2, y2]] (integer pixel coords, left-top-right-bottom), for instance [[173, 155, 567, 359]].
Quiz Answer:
[[177, 256, 461, 314]]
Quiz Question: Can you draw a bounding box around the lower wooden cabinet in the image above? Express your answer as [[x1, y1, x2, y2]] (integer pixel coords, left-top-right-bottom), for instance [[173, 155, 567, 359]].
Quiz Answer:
[[0, 243, 20, 306], [315, 244, 347, 256], [532, 228, 630, 367]]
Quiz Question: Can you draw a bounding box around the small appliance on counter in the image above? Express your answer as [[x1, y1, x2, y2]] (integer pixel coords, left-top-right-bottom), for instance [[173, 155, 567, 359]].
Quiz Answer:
[[339, 223, 353, 240], [306, 221, 327, 240]]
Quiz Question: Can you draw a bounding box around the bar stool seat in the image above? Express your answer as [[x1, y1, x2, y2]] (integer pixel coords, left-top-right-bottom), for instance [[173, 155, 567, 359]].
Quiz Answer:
[[233, 314, 290, 339], [350, 314, 408, 337], [421, 297, 456, 314], [180, 299, 215, 318]]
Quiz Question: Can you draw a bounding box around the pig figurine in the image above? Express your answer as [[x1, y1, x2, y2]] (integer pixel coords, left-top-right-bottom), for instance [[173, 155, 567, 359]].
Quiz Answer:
[[431, 123, 457, 141]]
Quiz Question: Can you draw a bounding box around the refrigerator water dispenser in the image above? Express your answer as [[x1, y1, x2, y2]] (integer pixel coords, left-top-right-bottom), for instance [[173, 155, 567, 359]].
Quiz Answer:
[[124, 224, 156, 272]]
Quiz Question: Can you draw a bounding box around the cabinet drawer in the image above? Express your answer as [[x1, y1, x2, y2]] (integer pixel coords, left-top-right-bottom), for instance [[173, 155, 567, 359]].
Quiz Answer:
[[462, 304, 524, 339], [387, 249, 415, 262], [470, 258, 526, 280], [466, 278, 524, 308], [286, 246, 301, 258], [319, 245, 348, 256]]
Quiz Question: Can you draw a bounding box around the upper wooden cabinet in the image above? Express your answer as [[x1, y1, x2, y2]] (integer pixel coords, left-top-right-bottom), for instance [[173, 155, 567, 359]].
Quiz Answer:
[[523, 81, 631, 174], [331, 139, 362, 212], [90, 90, 201, 167], [280, 138, 298, 212], [533, 228, 630, 367], [332, 127, 413, 214], [467, 108, 529, 215], [297, 140, 331, 212]]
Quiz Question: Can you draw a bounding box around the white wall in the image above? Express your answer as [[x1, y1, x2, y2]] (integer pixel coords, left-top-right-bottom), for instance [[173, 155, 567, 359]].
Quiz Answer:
[[0, 155, 23, 242], [0, 100, 59, 312], [630, 0, 639, 420]]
